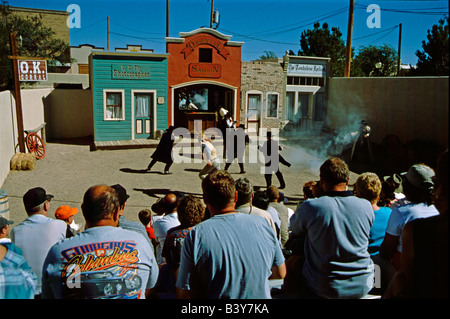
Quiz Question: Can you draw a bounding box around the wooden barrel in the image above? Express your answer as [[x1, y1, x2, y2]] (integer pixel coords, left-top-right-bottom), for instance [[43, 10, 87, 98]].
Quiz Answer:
[[0, 189, 9, 220]]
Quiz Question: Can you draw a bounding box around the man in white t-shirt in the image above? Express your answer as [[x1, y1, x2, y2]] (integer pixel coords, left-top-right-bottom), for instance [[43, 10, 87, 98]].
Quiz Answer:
[[10, 187, 67, 298], [152, 193, 180, 265]]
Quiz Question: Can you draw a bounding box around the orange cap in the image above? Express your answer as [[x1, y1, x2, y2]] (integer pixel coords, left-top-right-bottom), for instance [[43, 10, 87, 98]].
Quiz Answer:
[[55, 205, 78, 220]]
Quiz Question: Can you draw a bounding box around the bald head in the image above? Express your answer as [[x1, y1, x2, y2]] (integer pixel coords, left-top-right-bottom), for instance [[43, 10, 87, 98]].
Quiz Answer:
[[81, 185, 120, 226], [163, 193, 178, 213]]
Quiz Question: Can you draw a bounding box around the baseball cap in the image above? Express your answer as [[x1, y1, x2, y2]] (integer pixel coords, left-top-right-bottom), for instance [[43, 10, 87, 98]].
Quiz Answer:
[[401, 164, 435, 189], [55, 205, 79, 220], [0, 216, 14, 228], [23, 187, 54, 211], [383, 174, 403, 193], [111, 184, 130, 206]]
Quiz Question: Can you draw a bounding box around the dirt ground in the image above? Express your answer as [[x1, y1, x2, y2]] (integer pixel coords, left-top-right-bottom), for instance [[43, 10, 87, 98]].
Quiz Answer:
[[1, 136, 361, 229]]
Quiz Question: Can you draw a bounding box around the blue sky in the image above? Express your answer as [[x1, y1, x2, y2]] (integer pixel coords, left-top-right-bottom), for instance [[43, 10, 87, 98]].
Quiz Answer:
[[7, 0, 449, 65]]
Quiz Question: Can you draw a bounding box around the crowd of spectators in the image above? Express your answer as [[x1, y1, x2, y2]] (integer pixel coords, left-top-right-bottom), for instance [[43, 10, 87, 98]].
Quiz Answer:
[[0, 149, 447, 299]]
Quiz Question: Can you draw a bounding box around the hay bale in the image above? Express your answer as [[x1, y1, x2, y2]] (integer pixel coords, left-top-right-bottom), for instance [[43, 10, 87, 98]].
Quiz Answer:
[[10, 152, 36, 171]]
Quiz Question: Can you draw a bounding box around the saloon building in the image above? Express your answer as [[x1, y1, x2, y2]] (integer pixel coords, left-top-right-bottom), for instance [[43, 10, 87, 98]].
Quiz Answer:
[[166, 28, 243, 132]]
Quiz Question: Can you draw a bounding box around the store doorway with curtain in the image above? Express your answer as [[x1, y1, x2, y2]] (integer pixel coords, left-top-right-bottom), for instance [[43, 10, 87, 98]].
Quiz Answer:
[[132, 90, 156, 139]]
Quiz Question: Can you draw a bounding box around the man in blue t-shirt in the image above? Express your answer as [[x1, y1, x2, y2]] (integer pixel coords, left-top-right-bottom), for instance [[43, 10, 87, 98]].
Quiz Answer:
[[176, 170, 286, 299], [42, 185, 159, 299], [290, 157, 375, 299]]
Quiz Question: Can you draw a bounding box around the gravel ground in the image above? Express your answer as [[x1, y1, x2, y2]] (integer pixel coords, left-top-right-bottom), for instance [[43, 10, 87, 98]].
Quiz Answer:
[[1, 137, 360, 229]]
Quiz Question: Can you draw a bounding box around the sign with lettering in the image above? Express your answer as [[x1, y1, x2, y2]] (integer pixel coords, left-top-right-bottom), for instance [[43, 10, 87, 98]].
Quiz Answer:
[[287, 63, 326, 77], [189, 63, 221, 78], [181, 36, 229, 60], [18, 60, 47, 81], [111, 64, 150, 80]]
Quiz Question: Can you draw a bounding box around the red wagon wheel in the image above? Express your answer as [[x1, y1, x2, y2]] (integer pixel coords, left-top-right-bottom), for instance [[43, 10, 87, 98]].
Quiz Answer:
[[26, 132, 46, 159]]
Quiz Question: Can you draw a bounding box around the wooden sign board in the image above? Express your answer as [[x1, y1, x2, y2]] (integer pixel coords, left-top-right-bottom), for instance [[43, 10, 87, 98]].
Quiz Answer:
[[189, 63, 221, 78], [18, 59, 47, 81]]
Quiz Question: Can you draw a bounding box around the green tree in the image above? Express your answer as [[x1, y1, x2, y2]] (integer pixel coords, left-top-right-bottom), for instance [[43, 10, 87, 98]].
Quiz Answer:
[[352, 44, 398, 77], [296, 22, 347, 77], [258, 50, 278, 60], [0, 1, 71, 90], [415, 17, 449, 76]]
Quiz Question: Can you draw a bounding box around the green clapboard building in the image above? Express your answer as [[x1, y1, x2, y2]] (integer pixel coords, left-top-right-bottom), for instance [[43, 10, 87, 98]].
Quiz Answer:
[[89, 51, 168, 141]]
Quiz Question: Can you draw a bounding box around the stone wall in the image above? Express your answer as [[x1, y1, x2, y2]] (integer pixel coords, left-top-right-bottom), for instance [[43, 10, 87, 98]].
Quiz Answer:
[[240, 60, 285, 129]]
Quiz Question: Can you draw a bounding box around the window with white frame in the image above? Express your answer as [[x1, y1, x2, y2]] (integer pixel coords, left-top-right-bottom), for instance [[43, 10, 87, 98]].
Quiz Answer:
[[104, 90, 125, 120], [266, 93, 278, 118]]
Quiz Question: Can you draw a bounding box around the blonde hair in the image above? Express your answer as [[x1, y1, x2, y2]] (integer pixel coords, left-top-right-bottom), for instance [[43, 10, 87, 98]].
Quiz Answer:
[[355, 172, 382, 204]]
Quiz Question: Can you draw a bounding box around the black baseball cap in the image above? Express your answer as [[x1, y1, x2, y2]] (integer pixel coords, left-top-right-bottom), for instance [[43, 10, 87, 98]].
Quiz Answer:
[[111, 184, 130, 206], [0, 216, 14, 228], [23, 187, 54, 212]]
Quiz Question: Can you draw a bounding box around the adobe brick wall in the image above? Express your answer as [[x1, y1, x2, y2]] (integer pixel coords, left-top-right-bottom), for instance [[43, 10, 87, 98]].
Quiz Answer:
[[10, 7, 70, 44]]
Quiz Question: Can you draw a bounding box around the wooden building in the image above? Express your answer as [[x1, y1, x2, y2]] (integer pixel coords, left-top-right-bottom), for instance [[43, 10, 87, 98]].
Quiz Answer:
[[166, 28, 243, 132], [89, 51, 168, 141]]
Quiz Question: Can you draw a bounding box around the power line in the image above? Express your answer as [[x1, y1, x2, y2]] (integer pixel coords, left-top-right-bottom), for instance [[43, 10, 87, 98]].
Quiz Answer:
[[70, 18, 105, 34], [110, 31, 163, 41], [370, 25, 399, 45], [247, 6, 348, 36], [217, 28, 298, 45], [355, 3, 448, 15], [353, 24, 399, 41], [109, 20, 164, 36], [217, 6, 349, 46]]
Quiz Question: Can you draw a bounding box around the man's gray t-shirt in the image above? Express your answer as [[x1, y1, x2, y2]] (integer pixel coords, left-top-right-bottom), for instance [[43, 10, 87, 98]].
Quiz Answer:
[[42, 226, 158, 299], [290, 192, 375, 299], [176, 213, 284, 299]]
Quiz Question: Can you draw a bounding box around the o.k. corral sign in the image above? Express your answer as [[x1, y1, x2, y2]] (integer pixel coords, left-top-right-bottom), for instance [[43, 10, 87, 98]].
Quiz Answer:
[[17, 59, 48, 81]]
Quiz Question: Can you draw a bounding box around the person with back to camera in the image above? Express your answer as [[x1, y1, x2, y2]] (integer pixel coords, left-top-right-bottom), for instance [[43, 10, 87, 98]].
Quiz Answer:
[[379, 174, 409, 209], [176, 170, 286, 299], [10, 187, 67, 299], [162, 195, 205, 293], [152, 193, 181, 265], [354, 172, 392, 257], [289, 157, 375, 299], [41, 185, 159, 299], [54, 205, 80, 238], [234, 177, 277, 236], [111, 184, 153, 249], [379, 163, 439, 271], [267, 185, 290, 248], [384, 150, 448, 299], [378, 163, 440, 298], [0, 216, 37, 299], [138, 209, 157, 248]]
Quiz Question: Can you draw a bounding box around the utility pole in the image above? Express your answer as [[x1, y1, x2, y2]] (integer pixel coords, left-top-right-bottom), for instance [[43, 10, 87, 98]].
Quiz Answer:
[[166, 0, 169, 53], [9, 33, 25, 153], [344, 0, 355, 77], [107, 16, 110, 51], [166, 0, 169, 38], [397, 23, 402, 76], [210, 0, 214, 28]]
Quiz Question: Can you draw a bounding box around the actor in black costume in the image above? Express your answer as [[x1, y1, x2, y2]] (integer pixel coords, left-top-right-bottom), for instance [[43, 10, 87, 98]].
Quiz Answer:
[[350, 120, 374, 162], [258, 131, 291, 189], [147, 126, 176, 174], [224, 124, 249, 174]]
